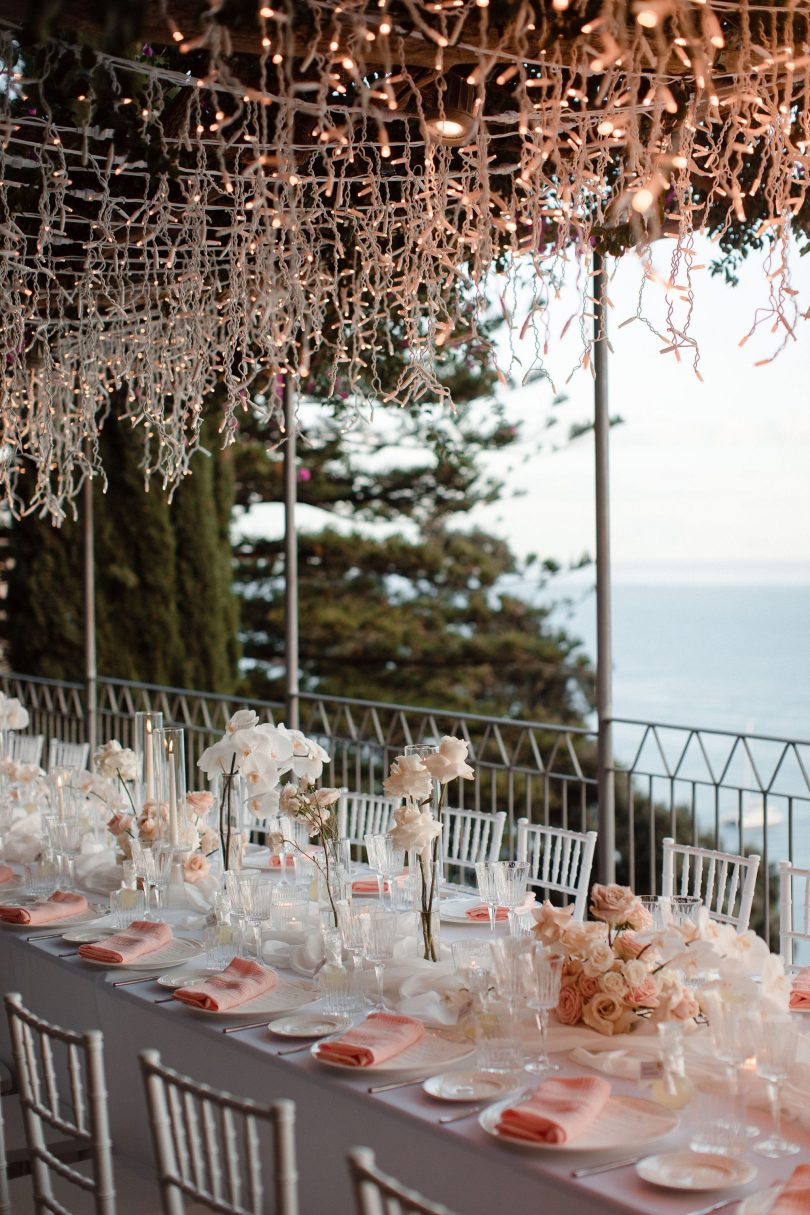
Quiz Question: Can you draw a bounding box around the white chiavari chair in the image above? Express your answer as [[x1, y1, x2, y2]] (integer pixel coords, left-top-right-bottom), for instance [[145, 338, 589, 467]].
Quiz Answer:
[[140, 1050, 299, 1215], [348, 1148, 459, 1215], [515, 820, 597, 920], [442, 809, 505, 881], [337, 794, 397, 850], [8, 735, 44, 766], [5, 993, 160, 1215], [0, 1087, 9, 1215], [779, 860, 810, 972], [47, 739, 90, 774], [661, 837, 760, 932]]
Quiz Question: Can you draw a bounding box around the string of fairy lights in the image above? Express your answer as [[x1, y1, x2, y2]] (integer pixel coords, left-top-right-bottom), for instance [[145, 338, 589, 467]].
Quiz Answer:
[[1, 0, 809, 521]]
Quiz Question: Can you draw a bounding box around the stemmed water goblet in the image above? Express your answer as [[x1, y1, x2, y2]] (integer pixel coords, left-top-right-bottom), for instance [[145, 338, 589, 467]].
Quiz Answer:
[[474, 861, 500, 933], [702, 991, 760, 1145], [141, 844, 174, 914], [451, 939, 493, 1009], [50, 818, 84, 889], [493, 860, 530, 936], [339, 904, 372, 976], [522, 946, 563, 1074], [237, 875, 276, 960], [364, 834, 404, 906], [753, 1012, 801, 1158], [362, 910, 397, 1011]]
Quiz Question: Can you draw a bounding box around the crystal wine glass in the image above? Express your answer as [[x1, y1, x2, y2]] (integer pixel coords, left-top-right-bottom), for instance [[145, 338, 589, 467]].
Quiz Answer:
[[50, 818, 84, 889], [339, 904, 372, 975], [237, 875, 276, 960], [702, 990, 760, 1144], [362, 910, 397, 1011], [523, 946, 563, 1074], [474, 861, 500, 933], [489, 936, 533, 1010], [141, 844, 174, 914], [493, 860, 530, 936], [753, 1012, 801, 1157]]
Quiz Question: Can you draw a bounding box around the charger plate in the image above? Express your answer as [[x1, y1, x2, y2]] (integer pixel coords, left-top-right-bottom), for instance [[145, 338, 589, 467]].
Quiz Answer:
[[0, 901, 108, 929], [79, 937, 204, 970], [479, 1094, 679, 1154], [312, 1031, 474, 1078], [175, 976, 318, 1019]]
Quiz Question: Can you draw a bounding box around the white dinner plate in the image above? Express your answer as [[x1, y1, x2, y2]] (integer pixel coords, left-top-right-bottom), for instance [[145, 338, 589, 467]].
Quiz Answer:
[[80, 937, 204, 970], [80, 868, 124, 896], [177, 976, 318, 1019], [268, 1013, 348, 1039], [311, 1031, 474, 1078], [157, 968, 215, 988], [422, 1070, 519, 1103], [479, 1094, 679, 1153], [635, 1151, 757, 1192], [62, 926, 118, 944], [0, 902, 108, 929], [739, 1186, 783, 1215], [439, 897, 504, 925]]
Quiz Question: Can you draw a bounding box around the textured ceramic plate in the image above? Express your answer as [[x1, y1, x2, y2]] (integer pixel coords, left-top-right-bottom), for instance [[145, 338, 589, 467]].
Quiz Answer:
[[635, 1151, 756, 1192], [422, 1070, 518, 1103], [79, 937, 204, 970], [80, 868, 124, 896], [267, 1013, 348, 1039], [440, 897, 498, 925], [738, 1186, 783, 1215], [0, 901, 108, 929], [479, 1094, 679, 1153], [179, 977, 318, 1018], [62, 925, 118, 944], [312, 1032, 474, 1078]]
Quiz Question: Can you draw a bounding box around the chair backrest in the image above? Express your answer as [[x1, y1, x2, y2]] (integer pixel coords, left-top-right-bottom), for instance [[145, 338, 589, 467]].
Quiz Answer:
[[515, 820, 597, 920], [0, 1086, 9, 1215], [442, 809, 505, 876], [140, 1050, 298, 1215], [348, 1148, 458, 1215], [9, 733, 44, 766], [5, 992, 116, 1215], [47, 739, 90, 773], [779, 860, 810, 971], [337, 794, 397, 849], [661, 837, 760, 932]]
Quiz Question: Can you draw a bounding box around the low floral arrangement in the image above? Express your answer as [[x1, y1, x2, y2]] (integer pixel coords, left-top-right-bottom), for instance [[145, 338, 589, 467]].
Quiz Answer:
[[532, 883, 789, 1037], [384, 736, 474, 962]]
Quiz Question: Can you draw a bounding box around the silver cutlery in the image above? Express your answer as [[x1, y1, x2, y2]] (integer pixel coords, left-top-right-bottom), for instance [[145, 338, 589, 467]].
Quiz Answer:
[[438, 1104, 491, 1125], [153, 996, 175, 1004], [682, 1200, 738, 1215], [221, 1021, 272, 1035], [572, 1157, 643, 1178], [276, 1042, 317, 1056], [25, 931, 66, 941], [368, 1078, 425, 1094], [112, 975, 159, 987]]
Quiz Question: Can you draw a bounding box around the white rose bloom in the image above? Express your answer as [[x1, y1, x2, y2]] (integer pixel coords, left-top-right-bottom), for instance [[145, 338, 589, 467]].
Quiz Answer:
[[383, 754, 433, 802], [388, 804, 441, 854], [0, 697, 29, 730], [601, 970, 628, 996], [226, 709, 259, 734], [622, 959, 649, 988], [94, 740, 138, 782], [422, 736, 474, 784], [582, 942, 615, 977]]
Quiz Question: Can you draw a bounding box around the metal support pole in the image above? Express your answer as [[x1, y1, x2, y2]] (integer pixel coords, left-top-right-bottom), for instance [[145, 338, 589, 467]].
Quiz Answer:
[[83, 458, 98, 759], [593, 251, 616, 884], [283, 377, 300, 730]]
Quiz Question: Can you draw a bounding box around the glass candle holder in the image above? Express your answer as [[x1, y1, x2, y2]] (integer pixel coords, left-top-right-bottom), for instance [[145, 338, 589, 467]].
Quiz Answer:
[[133, 711, 163, 810], [155, 726, 186, 850]]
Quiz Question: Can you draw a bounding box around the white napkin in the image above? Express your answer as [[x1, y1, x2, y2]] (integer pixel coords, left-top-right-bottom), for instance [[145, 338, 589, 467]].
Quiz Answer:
[[569, 1048, 648, 1081], [378, 959, 469, 1026], [4, 808, 43, 864]]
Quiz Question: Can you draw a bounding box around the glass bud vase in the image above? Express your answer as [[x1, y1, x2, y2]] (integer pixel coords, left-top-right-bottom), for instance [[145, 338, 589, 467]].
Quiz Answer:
[[216, 772, 245, 873], [414, 849, 442, 963]]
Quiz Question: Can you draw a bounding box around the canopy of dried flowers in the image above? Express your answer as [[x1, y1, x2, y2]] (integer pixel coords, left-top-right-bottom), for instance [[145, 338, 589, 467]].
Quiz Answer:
[[2, 0, 809, 520]]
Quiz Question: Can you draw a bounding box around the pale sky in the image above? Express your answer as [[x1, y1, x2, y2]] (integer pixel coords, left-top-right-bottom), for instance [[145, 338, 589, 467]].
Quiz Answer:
[[474, 236, 810, 580]]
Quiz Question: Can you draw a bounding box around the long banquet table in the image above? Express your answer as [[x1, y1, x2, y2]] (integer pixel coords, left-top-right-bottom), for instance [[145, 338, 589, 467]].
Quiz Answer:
[[1, 903, 808, 1215]]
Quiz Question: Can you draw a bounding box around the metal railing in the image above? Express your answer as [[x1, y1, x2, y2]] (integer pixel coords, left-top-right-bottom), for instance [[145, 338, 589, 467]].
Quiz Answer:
[[5, 671, 809, 942]]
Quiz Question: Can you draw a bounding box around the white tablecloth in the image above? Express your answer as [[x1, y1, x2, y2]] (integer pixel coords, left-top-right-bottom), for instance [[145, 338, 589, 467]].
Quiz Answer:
[[0, 915, 808, 1214]]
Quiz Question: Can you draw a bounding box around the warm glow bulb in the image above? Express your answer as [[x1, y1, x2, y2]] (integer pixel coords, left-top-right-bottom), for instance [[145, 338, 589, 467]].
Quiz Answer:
[[636, 9, 658, 27], [431, 118, 466, 138], [632, 187, 655, 211]]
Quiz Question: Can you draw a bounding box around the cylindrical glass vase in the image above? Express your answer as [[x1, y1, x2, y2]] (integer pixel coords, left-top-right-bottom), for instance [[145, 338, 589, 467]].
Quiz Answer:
[[155, 726, 186, 850], [133, 711, 164, 811]]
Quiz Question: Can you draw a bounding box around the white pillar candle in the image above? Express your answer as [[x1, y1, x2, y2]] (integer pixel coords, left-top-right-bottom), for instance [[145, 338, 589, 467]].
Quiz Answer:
[[167, 736, 179, 847], [144, 718, 154, 804], [55, 772, 65, 822]]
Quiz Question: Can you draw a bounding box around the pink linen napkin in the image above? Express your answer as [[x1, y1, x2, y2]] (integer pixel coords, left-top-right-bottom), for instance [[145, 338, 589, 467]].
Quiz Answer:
[[172, 958, 278, 1011], [269, 849, 317, 869], [0, 891, 88, 925], [0, 864, 16, 885], [496, 1075, 612, 1144], [352, 878, 389, 895], [464, 893, 536, 922], [789, 967, 810, 1010], [316, 1013, 424, 1067], [770, 1165, 810, 1214], [78, 920, 172, 963]]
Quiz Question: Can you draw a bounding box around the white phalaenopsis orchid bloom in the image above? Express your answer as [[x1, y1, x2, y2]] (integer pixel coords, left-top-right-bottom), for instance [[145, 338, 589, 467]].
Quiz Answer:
[[422, 736, 474, 784], [0, 694, 29, 731], [226, 709, 259, 734], [383, 754, 433, 802]]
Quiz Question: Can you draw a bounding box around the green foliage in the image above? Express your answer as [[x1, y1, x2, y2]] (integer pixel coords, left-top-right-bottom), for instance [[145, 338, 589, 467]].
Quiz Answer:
[[5, 411, 239, 692]]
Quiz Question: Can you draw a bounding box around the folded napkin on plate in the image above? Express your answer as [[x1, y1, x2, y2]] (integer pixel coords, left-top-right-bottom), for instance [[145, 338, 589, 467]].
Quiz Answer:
[[770, 1165, 810, 1215], [393, 962, 468, 1027], [464, 893, 536, 922], [789, 967, 810, 1011], [352, 878, 388, 895], [78, 919, 172, 963], [0, 891, 88, 925], [569, 1047, 648, 1082], [173, 957, 278, 1011], [316, 1012, 424, 1067], [0, 864, 16, 885], [496, 1075, 611, 1144]]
